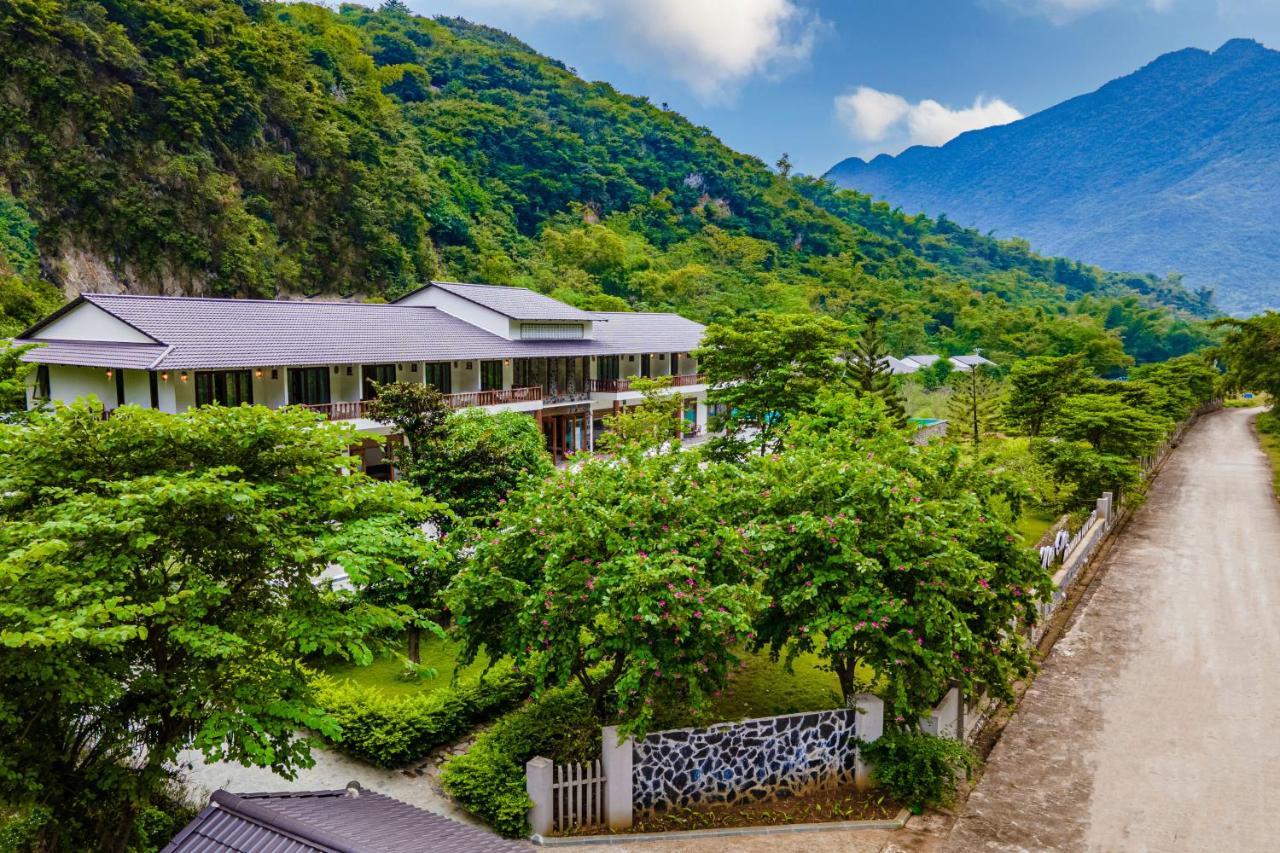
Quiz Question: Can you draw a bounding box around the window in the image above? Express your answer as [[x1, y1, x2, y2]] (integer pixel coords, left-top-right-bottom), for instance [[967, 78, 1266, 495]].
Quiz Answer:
[[196, 370, 254, 407], [597, 356, 620, 381], [288, 367, 330, 406], [34, 365, 50, 401], [521, 323, 585, 340], [480, 360, 503, 391], [361, 363, 397, 400], [423, 362, 452, 394]]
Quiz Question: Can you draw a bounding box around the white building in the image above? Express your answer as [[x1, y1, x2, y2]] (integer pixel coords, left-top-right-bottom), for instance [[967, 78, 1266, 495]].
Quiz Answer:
[[15, 282, 710, 473]]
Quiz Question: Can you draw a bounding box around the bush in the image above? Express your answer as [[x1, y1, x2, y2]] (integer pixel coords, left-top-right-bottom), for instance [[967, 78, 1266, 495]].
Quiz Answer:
[[313, 668, 531, 768], [861, 731, 977, 813], [440, 686, 598, 838]]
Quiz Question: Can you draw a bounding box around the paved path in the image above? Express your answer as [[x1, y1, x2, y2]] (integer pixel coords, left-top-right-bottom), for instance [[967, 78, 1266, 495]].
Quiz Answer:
[[945, 408, 1280, 852]]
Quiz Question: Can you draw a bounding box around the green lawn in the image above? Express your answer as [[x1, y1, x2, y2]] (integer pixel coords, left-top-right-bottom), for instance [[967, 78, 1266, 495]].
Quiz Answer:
[[1016, 507, 1058, 547], [705, 648, 844, 721], [318, 637, 493, 698]]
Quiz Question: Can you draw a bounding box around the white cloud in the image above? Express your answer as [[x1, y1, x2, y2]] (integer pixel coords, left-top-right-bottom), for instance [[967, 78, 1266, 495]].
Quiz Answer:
[[835, 86, 1023, 157], [426, 0, 825, 100], [993, 0, 1175, 25]]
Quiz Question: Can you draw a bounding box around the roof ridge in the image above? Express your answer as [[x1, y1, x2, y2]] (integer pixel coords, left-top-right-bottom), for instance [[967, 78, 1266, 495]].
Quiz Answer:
[[85, 293, 440, 310], [209, 790, 360, 853]]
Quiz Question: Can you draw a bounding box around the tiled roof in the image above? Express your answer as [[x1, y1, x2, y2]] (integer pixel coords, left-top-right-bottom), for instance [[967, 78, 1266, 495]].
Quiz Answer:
[[417, 281, 597, 321], [904, 354, 941, 367], [589, 311, 705, 353], [18, 340, 169, 369], [950, 353, 995, 367], [17, 294, 705, 370], [163, 786, 521, 853]]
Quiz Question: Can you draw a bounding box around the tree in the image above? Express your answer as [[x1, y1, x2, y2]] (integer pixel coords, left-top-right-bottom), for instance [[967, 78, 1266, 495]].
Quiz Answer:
[[0, 403, 441, 851], [775, 152, 793, 178], [1003, 353, 1090, 437], [918, 358, 953, 391], [1032, 439, 1140, 509], [748, 395, 1050, 719], [1049, 393, 1171, 458], [0, 341, 36, 419], [1214, 313, 1280, 402], [365, 380, 450, 473], [847, 317, 907, 428], [414, 408, 553, 521], [696, 313, 848, 457], [596, 376, 683, 453], [445, 448, 765, 733], [947, 366, 1000, 446]]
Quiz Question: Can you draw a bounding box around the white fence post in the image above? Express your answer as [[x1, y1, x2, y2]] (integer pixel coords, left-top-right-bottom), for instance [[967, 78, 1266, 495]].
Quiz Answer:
[[1100, 491, 1114, 524], [601, 725, 634, 829], [852, 693, 884, 790], [526, 756, 554, 837]]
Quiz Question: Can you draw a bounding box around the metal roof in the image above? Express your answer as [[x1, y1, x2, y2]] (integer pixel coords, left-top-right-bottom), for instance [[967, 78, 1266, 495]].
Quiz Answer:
[[163, 786, 522, 853], [412, 281, 597, 322], [16, 294, 704, 370]]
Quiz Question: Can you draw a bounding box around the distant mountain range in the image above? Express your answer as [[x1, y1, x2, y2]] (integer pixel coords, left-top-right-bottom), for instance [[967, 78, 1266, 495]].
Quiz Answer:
[[827, 39, 1280, 315]]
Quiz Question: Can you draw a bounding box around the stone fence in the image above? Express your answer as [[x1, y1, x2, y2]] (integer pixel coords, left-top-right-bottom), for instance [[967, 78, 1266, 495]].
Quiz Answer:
[[527, 694, 885, 835]]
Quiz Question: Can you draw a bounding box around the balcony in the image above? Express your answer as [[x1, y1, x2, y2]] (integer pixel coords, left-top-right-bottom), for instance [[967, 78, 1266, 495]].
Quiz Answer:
[[590, 373, 706, 394], [301, 386, 543, 421]]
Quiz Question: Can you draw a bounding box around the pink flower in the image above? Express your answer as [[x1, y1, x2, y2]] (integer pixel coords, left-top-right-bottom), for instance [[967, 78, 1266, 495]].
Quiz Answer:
[[977, 578, 991, 590], [658, 599, 666, 607], [541, 619, 549, 627], [693, 610, 702, 618], [586, 577, 596, 590]]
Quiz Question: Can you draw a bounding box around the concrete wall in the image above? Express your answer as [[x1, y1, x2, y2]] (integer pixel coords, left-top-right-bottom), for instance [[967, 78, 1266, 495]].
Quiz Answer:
[[45, 365, 115, 407], [397, 287, 512, 339]]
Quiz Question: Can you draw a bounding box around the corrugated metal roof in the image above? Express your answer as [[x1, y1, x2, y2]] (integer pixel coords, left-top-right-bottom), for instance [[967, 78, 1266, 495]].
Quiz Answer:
[[417, 280, 597, 321], [16, 295, 705, 370], [163, 787, 522, 853], [17, 340, 169, 369]]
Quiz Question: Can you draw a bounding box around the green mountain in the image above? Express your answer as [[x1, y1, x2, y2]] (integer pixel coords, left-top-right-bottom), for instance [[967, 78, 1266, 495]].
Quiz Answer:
[[827, 39, 1280, 316], [0, 0, 1212, 366]]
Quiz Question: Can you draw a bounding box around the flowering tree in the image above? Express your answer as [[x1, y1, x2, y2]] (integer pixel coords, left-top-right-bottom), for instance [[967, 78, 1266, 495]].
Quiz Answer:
[[748, 396, 1051, 722], [445, 447, 765, 732]]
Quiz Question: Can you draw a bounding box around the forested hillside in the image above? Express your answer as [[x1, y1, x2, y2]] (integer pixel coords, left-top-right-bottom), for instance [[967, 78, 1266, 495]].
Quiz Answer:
[[827, 39, 1280, 315], [0, 0, 1212, 366]]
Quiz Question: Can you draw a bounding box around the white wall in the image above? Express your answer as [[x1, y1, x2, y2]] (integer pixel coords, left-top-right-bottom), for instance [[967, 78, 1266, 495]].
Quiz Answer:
[[397, 288, 513, 339], [34, 303, 154, 343], [331, 365, 361, 403], [252, 369, 288, 408], [450, 359, 480, 393], [45, 365, 115, 407]]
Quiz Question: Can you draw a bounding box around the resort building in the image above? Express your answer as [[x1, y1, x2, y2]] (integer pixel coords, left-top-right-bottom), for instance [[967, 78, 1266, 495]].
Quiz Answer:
[[15, 282, 709, 474]]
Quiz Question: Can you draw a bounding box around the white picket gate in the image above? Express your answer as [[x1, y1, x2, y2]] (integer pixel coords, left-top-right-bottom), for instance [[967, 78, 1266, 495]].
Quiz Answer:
[[553, 758, 606, 832]]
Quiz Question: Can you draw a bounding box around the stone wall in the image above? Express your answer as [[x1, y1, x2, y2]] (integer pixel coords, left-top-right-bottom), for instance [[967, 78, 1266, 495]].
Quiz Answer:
[[630, 708, 859, 815]]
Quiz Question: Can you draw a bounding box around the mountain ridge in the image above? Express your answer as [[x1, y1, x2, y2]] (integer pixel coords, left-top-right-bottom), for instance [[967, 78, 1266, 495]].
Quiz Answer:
[[827, 38, 1280, 314]]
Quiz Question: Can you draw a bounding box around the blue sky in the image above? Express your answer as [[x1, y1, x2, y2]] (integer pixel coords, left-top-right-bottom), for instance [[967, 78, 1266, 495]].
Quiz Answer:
[[399, 0, 1280, 175]]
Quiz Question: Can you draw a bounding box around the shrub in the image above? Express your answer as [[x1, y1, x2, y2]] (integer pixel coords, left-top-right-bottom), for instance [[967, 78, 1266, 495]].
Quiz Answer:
[[861, 731, 977, 813], [440, 686, 598, 838], [313, 668, 531, 768]]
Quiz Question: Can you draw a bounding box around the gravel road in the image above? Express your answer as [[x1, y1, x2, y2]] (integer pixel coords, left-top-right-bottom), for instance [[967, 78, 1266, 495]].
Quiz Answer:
[[945, 407, 1280, 852]]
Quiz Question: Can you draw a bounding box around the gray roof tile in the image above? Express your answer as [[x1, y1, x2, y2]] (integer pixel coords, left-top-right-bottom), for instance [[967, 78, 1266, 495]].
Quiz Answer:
[[164, 787, 522, 853], [17, 340, 169, 369], [418, 281, 597, 321], [17, 294, 704, 371]]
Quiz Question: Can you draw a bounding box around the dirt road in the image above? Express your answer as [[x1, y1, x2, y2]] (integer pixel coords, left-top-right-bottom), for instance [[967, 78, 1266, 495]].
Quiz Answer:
[[945, 408, 1280, 852]]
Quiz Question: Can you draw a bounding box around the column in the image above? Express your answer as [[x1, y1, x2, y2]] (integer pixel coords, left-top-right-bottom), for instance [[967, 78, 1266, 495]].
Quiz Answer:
[[601, 726, 634, 830], [852, 693, 884, 790], [526, 756, 554, 837]]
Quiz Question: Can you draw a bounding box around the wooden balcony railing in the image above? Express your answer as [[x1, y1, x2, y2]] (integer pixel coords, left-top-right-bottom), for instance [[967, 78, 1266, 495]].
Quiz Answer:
[[444, 385, 543, 409], [590, 373, 706, 394], [300, 386, 543, 421]]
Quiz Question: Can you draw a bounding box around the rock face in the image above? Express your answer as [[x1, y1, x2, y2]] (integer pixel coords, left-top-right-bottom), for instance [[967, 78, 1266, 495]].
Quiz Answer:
[[631, 709, 858, 815], [827, 39, 1280, 315]]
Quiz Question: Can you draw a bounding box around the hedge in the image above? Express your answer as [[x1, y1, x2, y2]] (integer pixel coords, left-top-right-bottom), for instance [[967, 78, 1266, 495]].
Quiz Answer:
[[440, 686, 599, 838], [312, 668, 531, 768]]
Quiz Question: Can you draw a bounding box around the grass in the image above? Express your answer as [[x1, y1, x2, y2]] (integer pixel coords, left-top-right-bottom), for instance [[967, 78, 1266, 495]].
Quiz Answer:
[[704, 648, 845, 722], [1254, 411, 1280, 497], [318, 637, 492, 698], [1016, 506, 1058, 546], [902, 381, 952, 420]]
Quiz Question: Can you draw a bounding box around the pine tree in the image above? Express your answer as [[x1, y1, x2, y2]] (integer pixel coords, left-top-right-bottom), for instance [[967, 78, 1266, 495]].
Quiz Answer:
[[948, 365, 1000, 446], [848, 317, 908, 427]]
